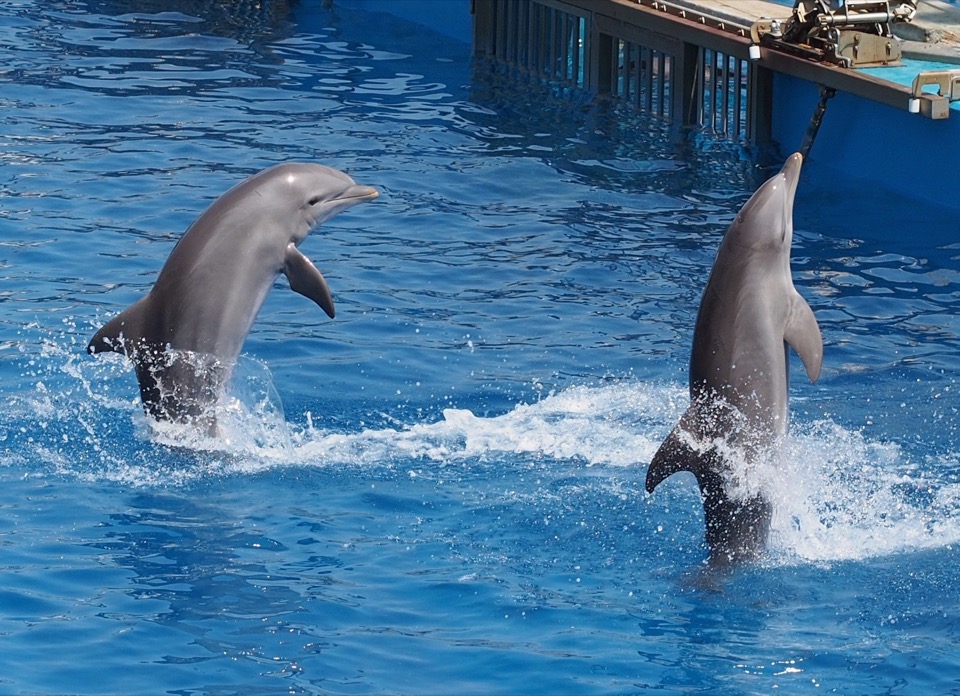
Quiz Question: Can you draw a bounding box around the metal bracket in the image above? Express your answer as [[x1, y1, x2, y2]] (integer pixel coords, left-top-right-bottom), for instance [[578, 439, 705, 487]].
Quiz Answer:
[[909, 71, 960, 119], [750, 0, 916, 68]]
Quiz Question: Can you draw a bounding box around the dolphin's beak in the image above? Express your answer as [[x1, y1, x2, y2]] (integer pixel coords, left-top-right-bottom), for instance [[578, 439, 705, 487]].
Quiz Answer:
[[781, 152, 802, 200], [340, 185, 379, 203], [311, 184, 378, 220], [779, 152, 803, 242]]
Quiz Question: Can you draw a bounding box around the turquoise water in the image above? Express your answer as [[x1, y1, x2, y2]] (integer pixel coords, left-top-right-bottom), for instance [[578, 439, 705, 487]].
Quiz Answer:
[[3, 1, 960, 694]]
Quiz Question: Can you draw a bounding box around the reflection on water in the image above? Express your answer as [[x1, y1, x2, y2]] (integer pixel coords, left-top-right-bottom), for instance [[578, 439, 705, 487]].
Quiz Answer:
[[468, 60, 772, 198], [86, 0, 300, 39], [4, 1, 300, 96]]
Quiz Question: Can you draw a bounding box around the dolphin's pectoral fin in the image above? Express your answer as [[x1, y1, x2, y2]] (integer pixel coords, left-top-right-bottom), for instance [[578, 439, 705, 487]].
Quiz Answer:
[[784, 293, 823, 382], [284, 244, 335, 319]]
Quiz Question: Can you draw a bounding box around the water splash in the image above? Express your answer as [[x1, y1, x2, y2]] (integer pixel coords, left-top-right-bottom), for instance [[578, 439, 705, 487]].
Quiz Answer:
[[768, 420, 960, 564], [291, 381, 674, 468], [5, 329, 960, 564]]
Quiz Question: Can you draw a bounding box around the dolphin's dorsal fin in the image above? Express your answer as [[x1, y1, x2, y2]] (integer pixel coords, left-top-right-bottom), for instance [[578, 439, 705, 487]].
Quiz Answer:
[[784, 293, 822, 383], [284, 244, 335, 319], [646, 415, 704, 494]]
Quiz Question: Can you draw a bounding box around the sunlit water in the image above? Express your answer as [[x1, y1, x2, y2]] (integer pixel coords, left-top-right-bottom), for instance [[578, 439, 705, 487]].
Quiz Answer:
[[3, 2, 960, 694]]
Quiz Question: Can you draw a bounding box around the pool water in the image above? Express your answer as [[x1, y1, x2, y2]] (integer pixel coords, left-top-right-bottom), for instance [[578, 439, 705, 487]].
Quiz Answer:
[[3, 2, 960, 694]]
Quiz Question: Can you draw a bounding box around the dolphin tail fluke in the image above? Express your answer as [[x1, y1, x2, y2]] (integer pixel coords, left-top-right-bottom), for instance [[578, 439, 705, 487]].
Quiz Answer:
[[646, 420, 704, 494], [87, 296, 151, 356], [784, 292, 823, 382], [647, 414, 772, 564]]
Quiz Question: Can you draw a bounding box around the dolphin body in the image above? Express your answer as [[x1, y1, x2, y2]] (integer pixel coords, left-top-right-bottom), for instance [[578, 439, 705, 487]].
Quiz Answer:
[[645, 153, 822, 565], [89, 162, 378, 427]]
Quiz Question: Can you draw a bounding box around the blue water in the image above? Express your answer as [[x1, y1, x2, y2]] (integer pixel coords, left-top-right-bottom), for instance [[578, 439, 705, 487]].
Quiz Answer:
[[3, 1, 960, 694]]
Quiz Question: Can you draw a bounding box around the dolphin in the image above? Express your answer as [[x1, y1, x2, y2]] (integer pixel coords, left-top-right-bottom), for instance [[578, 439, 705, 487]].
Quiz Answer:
[[88, 162, 378, 428], [645, 152, 822, 565]]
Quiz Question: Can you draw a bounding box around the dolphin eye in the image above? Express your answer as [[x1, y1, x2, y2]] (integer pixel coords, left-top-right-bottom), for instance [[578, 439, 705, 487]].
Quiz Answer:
[[308, 195, 323, 206]]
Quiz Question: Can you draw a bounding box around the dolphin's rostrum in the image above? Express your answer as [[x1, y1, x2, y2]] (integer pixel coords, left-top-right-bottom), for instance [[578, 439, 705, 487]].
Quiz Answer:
[[645, 152, 822, 565], [88, 162, 378, 429]]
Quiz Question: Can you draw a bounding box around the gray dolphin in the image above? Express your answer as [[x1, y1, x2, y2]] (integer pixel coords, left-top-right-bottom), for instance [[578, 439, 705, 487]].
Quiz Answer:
[[645, 152, 822, 565], [88, 162, 378, 427]]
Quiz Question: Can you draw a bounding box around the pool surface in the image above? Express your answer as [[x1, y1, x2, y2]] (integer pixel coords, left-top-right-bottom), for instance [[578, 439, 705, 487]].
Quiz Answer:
[[3, 1, 960, 694]]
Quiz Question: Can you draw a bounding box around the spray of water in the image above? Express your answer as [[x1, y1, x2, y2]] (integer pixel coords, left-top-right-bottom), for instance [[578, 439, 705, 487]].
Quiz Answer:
[[768, 420, 960, 563], [4, 327, 960, 565]]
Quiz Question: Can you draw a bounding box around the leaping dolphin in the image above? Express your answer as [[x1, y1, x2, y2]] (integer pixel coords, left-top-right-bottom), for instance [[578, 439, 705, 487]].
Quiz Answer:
[[645, 152, 822, 565], [88, 162, 378, 428]]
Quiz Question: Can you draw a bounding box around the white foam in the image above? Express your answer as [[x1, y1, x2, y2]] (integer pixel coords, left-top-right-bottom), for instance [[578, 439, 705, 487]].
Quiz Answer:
[[290, 382, 679, 468], [767, 420, 960, 564], [7, 330, 960, 564]]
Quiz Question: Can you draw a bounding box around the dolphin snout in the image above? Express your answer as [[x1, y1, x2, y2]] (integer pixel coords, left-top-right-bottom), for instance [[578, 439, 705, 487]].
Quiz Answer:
[[781, 152, 802, 189], [341, 184, 379, 202]]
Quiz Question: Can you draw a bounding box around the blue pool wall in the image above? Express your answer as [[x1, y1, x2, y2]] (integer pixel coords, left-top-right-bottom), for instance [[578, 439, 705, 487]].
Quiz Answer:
[[771, 72, 960, 212]]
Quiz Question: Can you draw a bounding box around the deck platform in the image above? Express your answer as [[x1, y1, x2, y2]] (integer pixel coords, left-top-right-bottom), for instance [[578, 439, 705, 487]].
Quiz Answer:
[[680, 0, 960, 59]]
